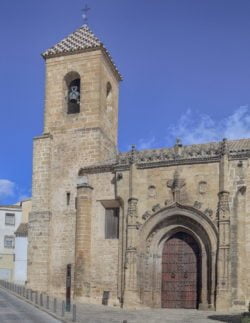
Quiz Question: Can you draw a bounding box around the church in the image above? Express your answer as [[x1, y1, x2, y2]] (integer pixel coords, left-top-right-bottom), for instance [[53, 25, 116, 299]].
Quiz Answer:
[[27, 23, 250, 312]]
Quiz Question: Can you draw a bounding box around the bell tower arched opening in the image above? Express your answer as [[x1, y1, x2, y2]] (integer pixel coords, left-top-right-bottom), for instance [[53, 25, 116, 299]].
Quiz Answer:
[[64, 71, 81, 114]]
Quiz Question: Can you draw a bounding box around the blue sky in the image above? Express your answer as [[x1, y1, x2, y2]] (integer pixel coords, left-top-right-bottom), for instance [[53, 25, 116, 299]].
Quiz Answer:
[[1, 0, 250, 204]]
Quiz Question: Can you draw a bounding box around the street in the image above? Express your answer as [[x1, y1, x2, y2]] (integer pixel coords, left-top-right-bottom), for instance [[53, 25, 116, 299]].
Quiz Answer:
[[0, 288, 60, 323]]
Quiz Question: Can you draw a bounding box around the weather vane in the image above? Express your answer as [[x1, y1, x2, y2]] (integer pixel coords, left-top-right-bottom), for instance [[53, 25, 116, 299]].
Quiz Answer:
[[82, 4, 90, 25]]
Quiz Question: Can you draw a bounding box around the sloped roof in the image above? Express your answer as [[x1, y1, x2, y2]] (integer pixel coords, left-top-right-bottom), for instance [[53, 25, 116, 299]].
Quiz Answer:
[[42, 24, 121, 80], [15, 223, 28, 237]]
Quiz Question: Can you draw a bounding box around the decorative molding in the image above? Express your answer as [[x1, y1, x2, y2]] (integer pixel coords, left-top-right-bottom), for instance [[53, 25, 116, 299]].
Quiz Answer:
[[78, 139, 250, 175], [142, 211, 151, 220], [140, 201, 218, 237], [194, 201, 202, 209], [217, 191, 230, 219], [204, 208, 213, 218], [152, 204, 161, 212]]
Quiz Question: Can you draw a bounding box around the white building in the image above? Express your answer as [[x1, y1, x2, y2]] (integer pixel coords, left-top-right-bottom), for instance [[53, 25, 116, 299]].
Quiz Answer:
[[14, 199, 31, 284], [0, 204, 22, 280], [14, 223, 28, 284]]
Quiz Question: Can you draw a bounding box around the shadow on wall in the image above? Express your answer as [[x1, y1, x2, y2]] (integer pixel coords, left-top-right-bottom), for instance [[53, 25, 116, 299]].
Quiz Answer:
[[208, 314, 241, 323]]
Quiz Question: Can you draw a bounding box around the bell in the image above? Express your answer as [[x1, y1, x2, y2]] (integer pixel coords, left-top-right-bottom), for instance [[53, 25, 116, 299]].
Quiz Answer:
[[69, 86, 80, 103]]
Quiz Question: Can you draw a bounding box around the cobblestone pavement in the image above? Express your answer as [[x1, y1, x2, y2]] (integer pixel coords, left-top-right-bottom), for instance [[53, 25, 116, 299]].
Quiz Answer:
[[74, 302, 242, 323], [0, 288, 60, 323]]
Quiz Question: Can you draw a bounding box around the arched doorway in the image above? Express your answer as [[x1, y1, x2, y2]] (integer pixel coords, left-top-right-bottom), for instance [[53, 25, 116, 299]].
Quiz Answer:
[[161, 231, 201, 309]]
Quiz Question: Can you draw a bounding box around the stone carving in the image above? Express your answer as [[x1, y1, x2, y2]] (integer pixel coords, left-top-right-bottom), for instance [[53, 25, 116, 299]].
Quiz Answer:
[[204, 208, 213, 217], [128, 145, 137, 164], [220, 138, 228, 156], [136, 221, 142, 230], [217, 191, 230, 219], [167, 169, 185, 202], [116, 172, 123, 180], [199, 181, 207, 194], [194, 201, 202, 209], [164, 199, 172, 206], [128, 198, 138, 219], [78, 139, 250, 176], [217, 189, 230, 293], [152, 204, 161, 212], [142, 211, 151, 220], [117, 141, 222, 167], [148, 185, 156, 198]]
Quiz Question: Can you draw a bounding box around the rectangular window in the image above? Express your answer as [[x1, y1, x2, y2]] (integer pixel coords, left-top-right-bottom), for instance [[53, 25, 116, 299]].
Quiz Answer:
[[105, 208, 119, 239], [5, 213, 15, 226], [4, 236, 15, 249]]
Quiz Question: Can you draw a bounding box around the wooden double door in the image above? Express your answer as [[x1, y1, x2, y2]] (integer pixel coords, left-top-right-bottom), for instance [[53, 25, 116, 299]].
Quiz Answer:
[[162, 232, 200, 309]]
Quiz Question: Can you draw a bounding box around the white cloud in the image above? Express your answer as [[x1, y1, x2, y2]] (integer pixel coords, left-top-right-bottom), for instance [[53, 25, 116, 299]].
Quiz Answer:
[[168, 106, 250, 145], [137, 136, 156, 150], [0, 179, 15, 201]]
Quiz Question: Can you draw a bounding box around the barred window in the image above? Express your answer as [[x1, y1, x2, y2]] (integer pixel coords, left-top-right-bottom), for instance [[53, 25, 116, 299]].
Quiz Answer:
[[105, 208, 119, 239], [4, 236, 15, 248], [5, 213, 15, 226]]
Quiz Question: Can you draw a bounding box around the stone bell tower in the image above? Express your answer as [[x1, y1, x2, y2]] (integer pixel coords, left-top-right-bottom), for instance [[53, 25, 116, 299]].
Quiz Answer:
[[27, 25, 121, 294]]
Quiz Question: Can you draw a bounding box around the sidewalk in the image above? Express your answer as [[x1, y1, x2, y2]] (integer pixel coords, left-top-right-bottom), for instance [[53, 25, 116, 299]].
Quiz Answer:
[[0, 281, 242, 323]]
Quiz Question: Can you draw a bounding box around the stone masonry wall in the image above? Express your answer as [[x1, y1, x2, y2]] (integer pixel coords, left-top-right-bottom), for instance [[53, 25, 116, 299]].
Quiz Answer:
[[29, 48, 120, 299], [27, 134, 51, 291]]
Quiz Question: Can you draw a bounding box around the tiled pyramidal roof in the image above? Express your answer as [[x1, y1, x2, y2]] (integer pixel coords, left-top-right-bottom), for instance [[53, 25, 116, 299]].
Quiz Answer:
[[42, 24, 121, 79]]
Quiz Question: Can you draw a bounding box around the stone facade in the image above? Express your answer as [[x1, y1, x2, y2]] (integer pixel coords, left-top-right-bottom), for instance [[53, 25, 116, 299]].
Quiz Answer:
[[28, 25, 250, 311]]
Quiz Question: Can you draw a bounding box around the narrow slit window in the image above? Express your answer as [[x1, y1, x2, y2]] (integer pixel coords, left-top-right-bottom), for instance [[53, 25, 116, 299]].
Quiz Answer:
[[66, 192, 71, 206]]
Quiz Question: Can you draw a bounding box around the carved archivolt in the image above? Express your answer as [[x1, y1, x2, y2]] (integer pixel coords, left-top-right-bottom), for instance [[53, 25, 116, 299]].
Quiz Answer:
[[141, 202, 217, 232], [136, 203, 218, 308]]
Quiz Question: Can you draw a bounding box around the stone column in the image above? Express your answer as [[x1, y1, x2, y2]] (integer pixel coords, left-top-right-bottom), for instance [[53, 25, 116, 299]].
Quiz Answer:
[[123, 147, 141, 307], [74, 182, 93, 301], [124, 197, 140, 306], [216, 139, 231, 310]]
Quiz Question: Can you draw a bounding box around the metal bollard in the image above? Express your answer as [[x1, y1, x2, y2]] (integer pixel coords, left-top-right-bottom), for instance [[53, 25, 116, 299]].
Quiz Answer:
[[72, 304, 76, 322], [53, 298, 57, 313], [40, 293, 43, 307], [62, 300, 65, 317], [46, 295, 49, 309]]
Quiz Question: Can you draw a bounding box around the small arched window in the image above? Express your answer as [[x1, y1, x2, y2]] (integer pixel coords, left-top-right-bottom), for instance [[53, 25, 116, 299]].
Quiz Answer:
[[106, 82, 113, 112], [64, 72, 81, 114]]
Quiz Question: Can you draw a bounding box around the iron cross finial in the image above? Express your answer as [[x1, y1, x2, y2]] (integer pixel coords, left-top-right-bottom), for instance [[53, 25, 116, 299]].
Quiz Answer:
[[82, 4, 91, 25]]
